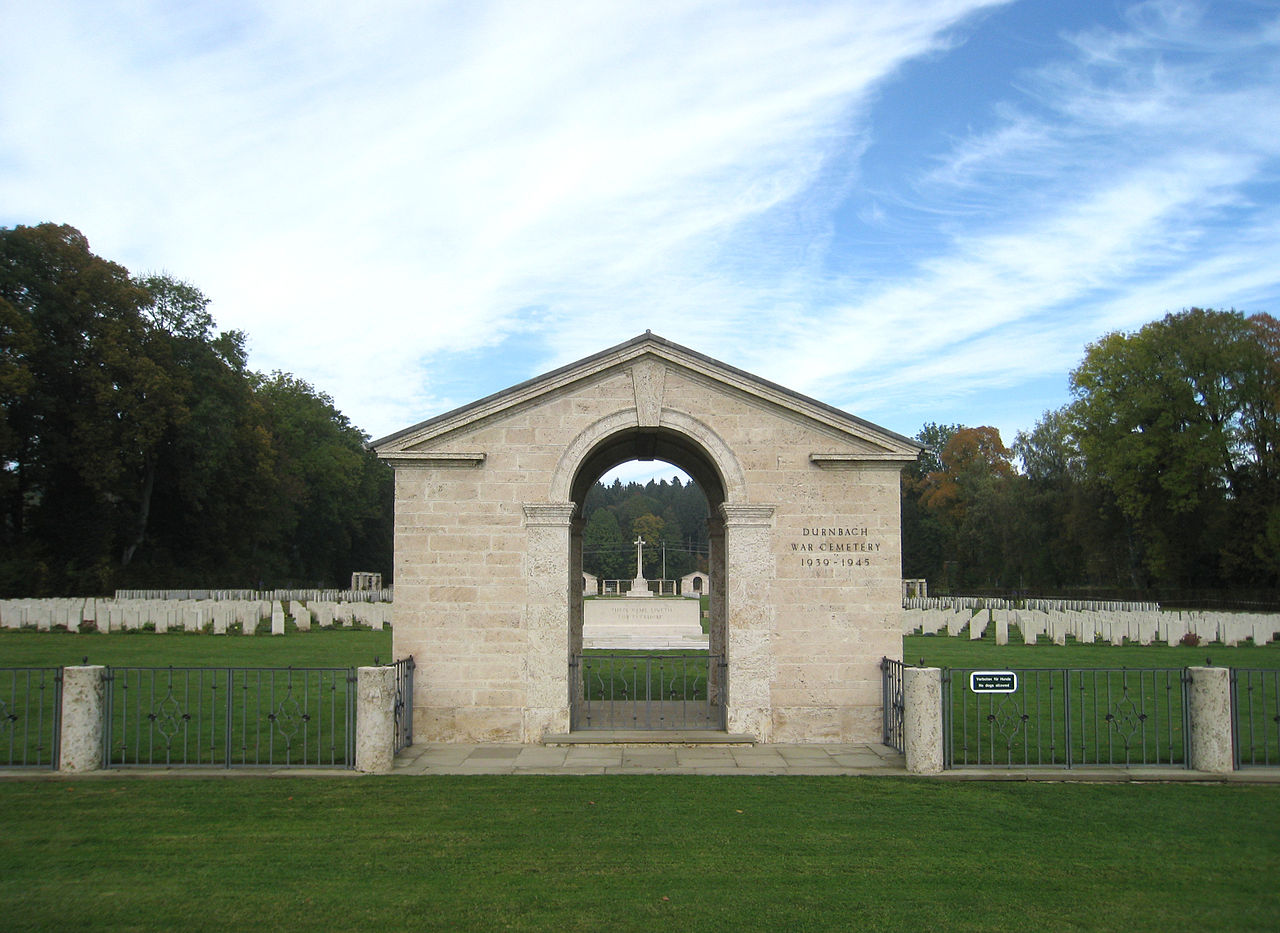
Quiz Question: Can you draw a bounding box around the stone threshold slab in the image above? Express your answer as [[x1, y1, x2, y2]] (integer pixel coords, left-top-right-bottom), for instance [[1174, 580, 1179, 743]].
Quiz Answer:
[[543, 730, 756, 746]]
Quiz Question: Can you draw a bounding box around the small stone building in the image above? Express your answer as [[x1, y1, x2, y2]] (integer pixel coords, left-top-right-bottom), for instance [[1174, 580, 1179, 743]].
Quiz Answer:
[[373, 333, 919, 743], [681, 571, 710, 598]]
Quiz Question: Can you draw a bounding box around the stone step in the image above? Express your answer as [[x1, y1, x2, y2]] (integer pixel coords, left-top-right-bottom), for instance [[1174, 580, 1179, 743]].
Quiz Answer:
[[543, 730, 756, 745], [582, 634, 710, 649], [583, 623, 705, 636]]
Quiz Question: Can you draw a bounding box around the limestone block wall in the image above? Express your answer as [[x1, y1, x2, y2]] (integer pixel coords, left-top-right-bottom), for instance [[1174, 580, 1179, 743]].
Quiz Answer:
[[386, 355, 911, 745]]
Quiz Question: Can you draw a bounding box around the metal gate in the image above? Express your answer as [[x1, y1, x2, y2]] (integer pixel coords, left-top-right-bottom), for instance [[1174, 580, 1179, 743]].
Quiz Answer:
[[571, 653, 725, 731], [102, 666, 356, 768], [880, 657, 905, 752]]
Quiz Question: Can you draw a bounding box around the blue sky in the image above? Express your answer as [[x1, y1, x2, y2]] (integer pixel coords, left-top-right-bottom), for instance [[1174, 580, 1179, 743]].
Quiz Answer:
[[3, 1, 1279, 485]]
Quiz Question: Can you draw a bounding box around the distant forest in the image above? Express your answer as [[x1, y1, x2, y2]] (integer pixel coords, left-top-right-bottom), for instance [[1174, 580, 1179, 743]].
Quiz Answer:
[[4, 224, 1276, 603], [902, 307, 1279, 603], [0, 223, 391, 596], [581, 476, 709, 581]]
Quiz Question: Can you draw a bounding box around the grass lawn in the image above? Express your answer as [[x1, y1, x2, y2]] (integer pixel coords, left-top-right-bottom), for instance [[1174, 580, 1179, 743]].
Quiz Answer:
[[0, 629, 396, 768], [0, 626, 393, 669], [904, 631, 1280, 670], [905, 633, 1280, 767], [0, 776, 1277, 932], [1, 628, 1278, 930]]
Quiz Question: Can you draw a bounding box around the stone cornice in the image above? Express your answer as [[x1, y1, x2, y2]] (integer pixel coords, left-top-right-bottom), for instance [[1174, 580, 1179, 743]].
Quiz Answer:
[[810, 453, 917, 470], [522, 503, 576, 526], [718, 504, 776, 527], [378, 451, 486, 468]]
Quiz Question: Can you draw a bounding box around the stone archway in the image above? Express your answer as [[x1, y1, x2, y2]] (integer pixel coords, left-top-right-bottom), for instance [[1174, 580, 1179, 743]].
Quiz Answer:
[[562, 426, 731, 731], [373, 333, 919, 744]]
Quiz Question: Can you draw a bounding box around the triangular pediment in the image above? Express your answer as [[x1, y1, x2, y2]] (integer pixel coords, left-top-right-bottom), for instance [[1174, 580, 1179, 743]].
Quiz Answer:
[[371, 332, 920, 462]]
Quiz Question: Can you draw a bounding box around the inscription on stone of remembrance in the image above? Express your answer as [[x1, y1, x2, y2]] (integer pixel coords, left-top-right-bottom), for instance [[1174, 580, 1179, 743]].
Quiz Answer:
[[605, 604, 686, 624], [791, 525, 881, 570]]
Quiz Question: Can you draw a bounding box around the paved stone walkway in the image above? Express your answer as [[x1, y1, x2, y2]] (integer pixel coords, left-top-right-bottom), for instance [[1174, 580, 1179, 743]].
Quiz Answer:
[[393, 742, 905, 775], [389, 743, 1280, 781], [6, 744, 1279, 782]]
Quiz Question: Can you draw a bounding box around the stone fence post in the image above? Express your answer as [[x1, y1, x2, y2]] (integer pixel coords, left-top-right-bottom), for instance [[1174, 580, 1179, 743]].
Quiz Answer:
[[60, 666, 106, 772], [1187, 666, 1233, 773], [355, 665, 398, 773], [903, 667, 944, 774]]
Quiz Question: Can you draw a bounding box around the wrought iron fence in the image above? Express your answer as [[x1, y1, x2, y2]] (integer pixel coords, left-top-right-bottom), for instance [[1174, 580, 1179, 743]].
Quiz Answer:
[[102, 667, 355, 768], [572, 653, 725, 730], [880, 657, 904, 752], [1232, 668, 1280, 768], [388, 656, 415, 753], [0, 668, 61, 769], [944, 667, 1189, 768]]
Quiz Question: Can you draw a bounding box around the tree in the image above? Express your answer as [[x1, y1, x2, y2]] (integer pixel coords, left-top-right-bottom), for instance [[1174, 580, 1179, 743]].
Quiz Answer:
[[0, 224, 393, 594], [0, 224, 159, 591], [900, 423, 961, 585], [582, 508, 627, 579], [253, 372, 392, 586], [631, 513, 666, 577], [1069, 308, 1279, 587], [1013, 409, 1134, 589]]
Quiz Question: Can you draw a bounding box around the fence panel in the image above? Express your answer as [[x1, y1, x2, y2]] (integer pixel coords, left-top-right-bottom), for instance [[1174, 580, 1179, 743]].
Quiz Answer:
[[0, 668, 60, 768], [881, 657, 904, 752], [573, 653, 724, 730], [103, 667, 355, 768], [389, 657, 414, 753], [945, 667, 1188, 768], [1233, 669, 1280, 768]]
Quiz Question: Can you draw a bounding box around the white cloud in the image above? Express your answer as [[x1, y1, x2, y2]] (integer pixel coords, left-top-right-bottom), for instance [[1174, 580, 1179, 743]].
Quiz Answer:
[[1, 0, 1010, 435], [2, 0, 1277, 446]]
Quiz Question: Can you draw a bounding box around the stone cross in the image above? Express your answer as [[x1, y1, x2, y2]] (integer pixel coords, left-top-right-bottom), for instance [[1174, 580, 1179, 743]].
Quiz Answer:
[[633, 535, 645, 580]]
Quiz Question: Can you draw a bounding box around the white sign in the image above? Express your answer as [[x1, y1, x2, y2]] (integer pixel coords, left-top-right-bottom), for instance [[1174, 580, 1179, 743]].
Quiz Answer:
[[969, 671, 1018, 693]]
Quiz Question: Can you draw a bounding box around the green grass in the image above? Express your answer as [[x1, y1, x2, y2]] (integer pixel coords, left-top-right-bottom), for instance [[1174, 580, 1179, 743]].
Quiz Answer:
[[905, 633, 1280, 767], [0, 629, 394, 768], [0, 626, 393, 668], [904, 631, 1280, 670], [0, 777, 1276, 932], [579, 650, 712, 701]]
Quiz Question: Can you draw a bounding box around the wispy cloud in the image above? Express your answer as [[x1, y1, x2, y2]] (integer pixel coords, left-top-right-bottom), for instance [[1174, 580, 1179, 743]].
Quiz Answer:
[[758, 0, 1280, 437], [0, 0, 1008, 434], [2, 1, 1277, 449]]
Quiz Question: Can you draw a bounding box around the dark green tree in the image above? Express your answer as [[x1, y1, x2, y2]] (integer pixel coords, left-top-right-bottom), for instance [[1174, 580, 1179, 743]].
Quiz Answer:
[[0, 224, 393, 594], [1069, 308, 1278, 587], [582, 508, 628, 579]]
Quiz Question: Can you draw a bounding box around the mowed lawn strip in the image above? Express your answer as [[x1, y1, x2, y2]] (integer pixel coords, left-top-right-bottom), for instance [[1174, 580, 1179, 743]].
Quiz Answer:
[[905, 632, 1280, 669], [0, 627, 393, 669], [0, 776, 1277, 933], [2, 627, 1276, 671]]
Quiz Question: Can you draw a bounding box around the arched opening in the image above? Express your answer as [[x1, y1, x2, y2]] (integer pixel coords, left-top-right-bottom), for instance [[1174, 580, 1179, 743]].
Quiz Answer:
[[566, 427, 728, 731]]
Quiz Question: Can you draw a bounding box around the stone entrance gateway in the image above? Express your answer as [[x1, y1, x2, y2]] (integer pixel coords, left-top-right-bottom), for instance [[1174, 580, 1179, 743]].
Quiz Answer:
[[372, 333, 919, 743]]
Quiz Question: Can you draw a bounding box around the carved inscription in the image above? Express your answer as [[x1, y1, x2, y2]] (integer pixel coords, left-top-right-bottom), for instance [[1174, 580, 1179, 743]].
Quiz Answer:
[[791, 526, 880, 570]]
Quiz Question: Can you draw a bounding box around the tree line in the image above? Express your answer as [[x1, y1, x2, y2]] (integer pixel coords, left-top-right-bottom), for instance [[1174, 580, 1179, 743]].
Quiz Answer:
[[904, 308, 1280, 601], [581, 475, 710, 581], [6, 225, 1274, 602], [0, 223, 392, 596]]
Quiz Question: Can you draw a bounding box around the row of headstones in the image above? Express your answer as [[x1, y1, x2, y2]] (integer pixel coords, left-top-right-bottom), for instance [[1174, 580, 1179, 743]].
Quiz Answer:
[[0, 598, 392, 633], [114, 588, 393, 603], [903, 596, 1161, 613], [904, 607, 1279, 646]]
